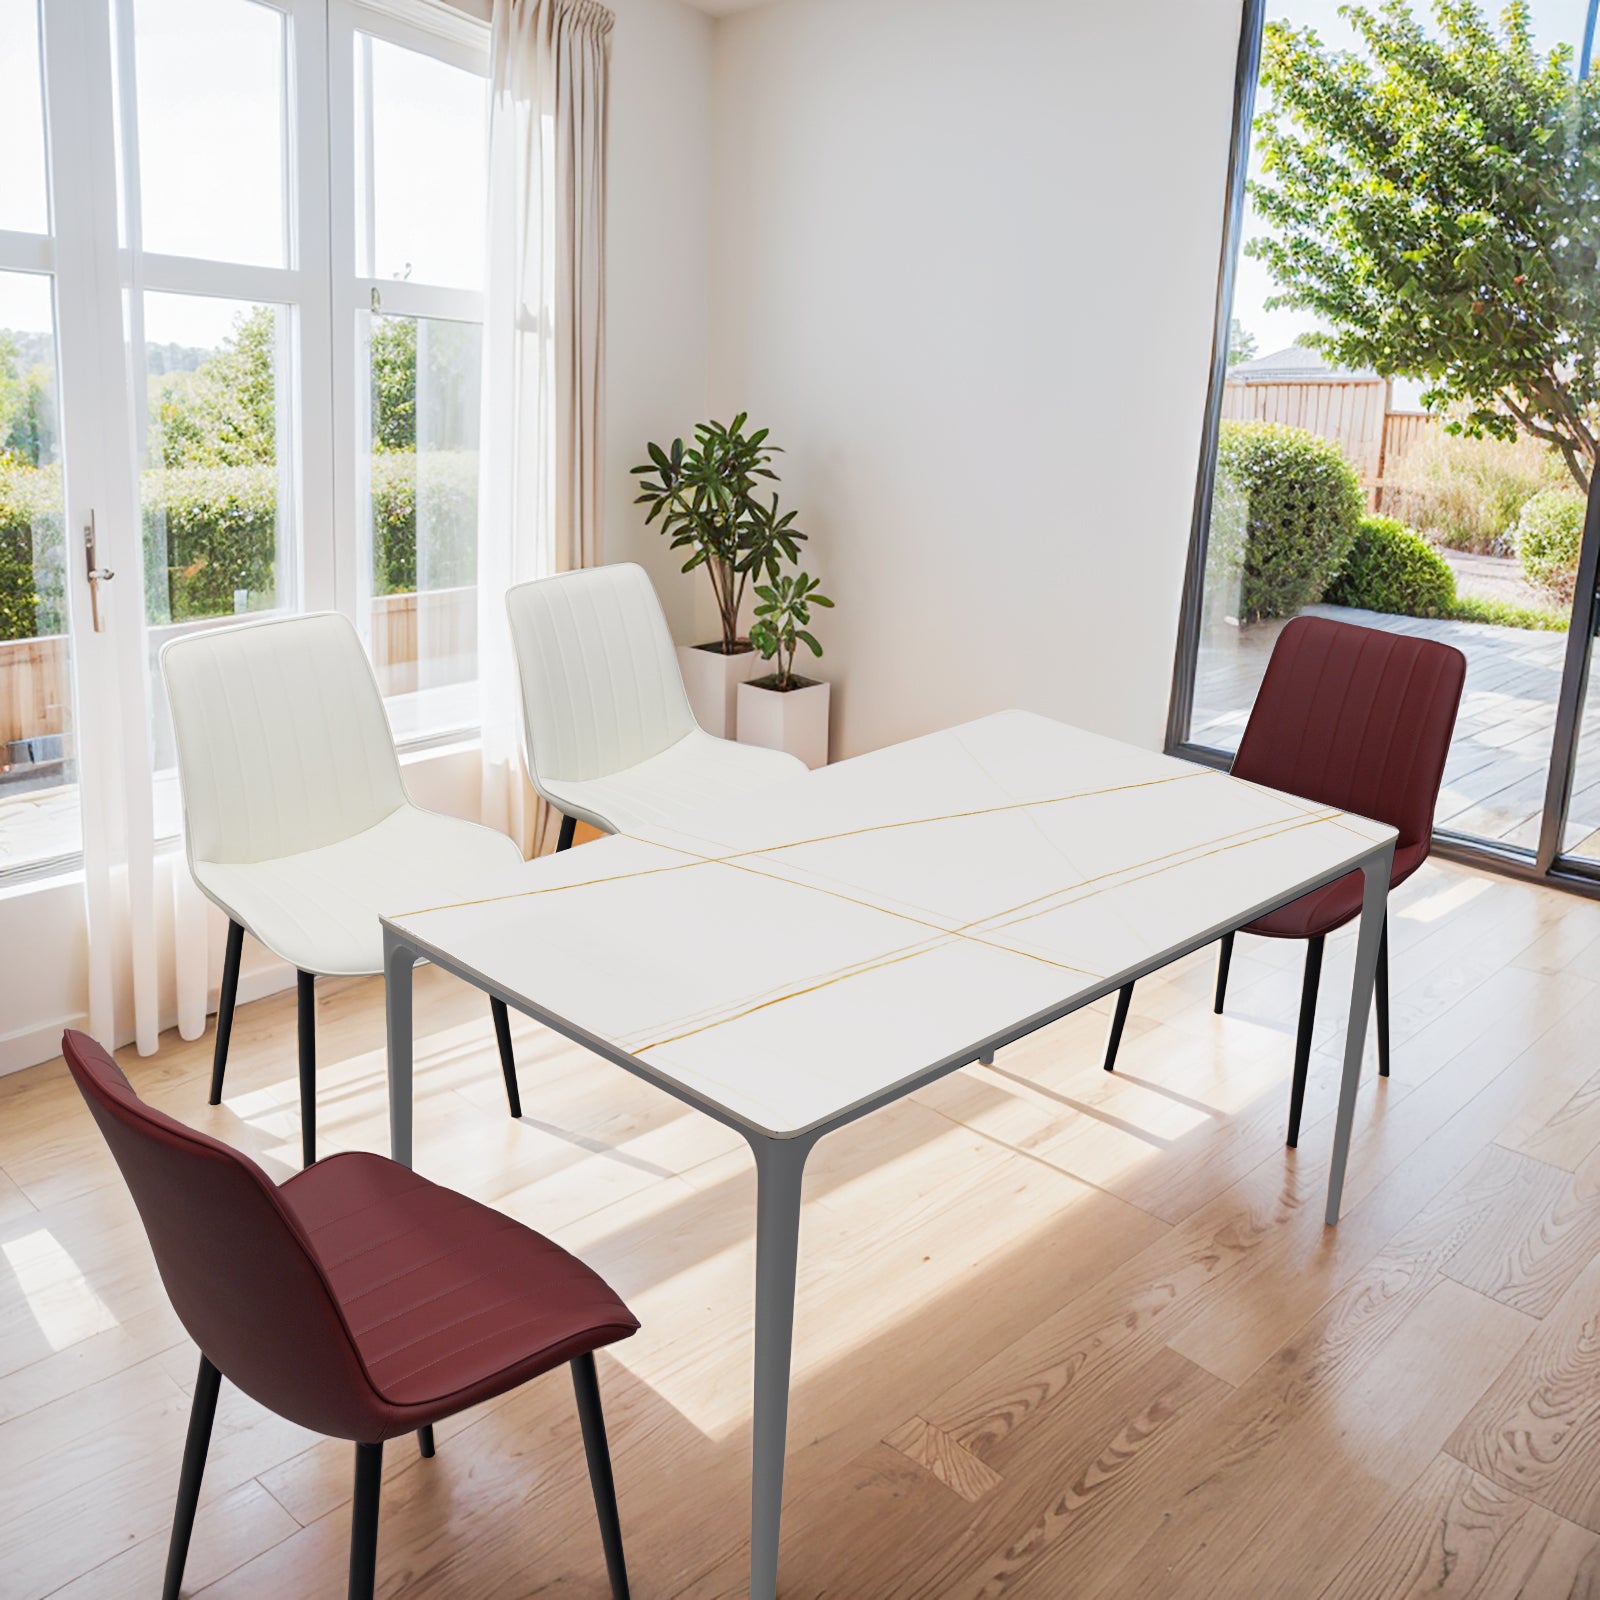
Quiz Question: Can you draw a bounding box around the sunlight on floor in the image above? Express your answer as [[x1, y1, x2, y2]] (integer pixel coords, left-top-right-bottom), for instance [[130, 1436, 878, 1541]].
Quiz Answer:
[[592, 1103, 1160, 1439], [1400, 874, 1492, 925], [2, 1228, 117, 1352]]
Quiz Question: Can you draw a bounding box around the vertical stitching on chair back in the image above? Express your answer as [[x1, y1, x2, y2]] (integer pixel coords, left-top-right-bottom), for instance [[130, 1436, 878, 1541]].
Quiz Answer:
[[160, 614, 406, 864], [60, 1030, 389, 1440], [1232, 616, 1466, 852], [506, 564, 695, 784]]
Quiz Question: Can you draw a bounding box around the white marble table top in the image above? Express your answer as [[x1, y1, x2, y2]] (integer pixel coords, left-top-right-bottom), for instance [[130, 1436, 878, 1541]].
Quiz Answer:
[[385, 711, 1396, 1139]]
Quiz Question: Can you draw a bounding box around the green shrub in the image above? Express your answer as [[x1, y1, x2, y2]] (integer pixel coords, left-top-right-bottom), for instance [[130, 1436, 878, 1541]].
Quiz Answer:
[[1515, 489, 1588, 604], [1448, 593, 1568, 631], [1211, 421, 1364, 622], [1, 451, 476, 641], [369, 451, 478, 597], [142, 463, 280, 622], [1388, 425, 1567, 555], [1324, 515, 1456, 617], [0, 461, 65, 642]]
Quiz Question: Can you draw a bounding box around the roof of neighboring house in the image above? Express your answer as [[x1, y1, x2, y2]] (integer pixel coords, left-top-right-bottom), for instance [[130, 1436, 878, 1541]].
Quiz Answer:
[[1227, 346, 1382, 384]]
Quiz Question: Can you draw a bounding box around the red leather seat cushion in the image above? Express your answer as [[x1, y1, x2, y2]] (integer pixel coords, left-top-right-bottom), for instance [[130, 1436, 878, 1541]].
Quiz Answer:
[[281, 1153, 637, 1422], [1244, 839, 1429, 940]]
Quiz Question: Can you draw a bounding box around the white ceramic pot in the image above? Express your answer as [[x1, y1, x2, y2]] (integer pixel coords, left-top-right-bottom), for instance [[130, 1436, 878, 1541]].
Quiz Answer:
[[677, 642, 766, 738], [736, 676, 831, 770]]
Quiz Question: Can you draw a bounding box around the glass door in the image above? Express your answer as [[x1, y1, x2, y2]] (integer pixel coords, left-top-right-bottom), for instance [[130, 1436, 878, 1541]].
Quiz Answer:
[[112, 0, 327, 837], [0, 0, 80, 880], [1170, 0, 1600, 892]]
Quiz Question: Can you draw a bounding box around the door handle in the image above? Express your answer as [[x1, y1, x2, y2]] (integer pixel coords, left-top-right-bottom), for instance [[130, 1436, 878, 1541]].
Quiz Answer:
[[84, 512, 114, 633]]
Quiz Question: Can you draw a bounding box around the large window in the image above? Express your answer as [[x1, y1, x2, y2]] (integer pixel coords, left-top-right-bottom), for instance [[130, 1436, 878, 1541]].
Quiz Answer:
[[0, 2, 78, 873], [343, 14, 488, 741], [1171, 0, 1600, 889], [0, 0, 489, 879]]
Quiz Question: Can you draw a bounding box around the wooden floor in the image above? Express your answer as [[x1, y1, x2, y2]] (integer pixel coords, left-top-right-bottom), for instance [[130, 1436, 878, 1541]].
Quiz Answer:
[[11, 855, 1600, 1596]]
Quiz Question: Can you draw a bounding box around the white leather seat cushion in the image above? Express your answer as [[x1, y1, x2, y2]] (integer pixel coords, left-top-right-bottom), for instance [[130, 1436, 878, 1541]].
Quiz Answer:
[[194, 805, 523, 976], [541, 728, 805, 837]]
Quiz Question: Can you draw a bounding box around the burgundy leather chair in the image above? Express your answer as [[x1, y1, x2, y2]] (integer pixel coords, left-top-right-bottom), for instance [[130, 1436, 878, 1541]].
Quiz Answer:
[[61, 1029, 638, 1600], [1103, 616, 1466, 1144]]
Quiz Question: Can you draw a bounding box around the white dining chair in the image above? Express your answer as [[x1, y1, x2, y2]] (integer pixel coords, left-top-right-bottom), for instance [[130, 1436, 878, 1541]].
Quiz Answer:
[[160, 612, 526, 1167], [505, 563, 806, 847]]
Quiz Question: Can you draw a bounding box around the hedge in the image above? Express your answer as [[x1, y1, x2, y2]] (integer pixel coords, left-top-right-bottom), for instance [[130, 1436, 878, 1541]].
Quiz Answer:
[[1324, 515, 1456, 618], [0, 462, 64, 641], [1515, 489, 1587, 605], [1208, 421, 1364, 622], [1449, 593, 1568, 631], [0, 452, 478, 641]]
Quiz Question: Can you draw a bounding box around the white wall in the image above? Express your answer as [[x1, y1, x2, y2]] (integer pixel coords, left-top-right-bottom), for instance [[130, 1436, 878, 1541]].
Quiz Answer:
[[602, 0, 716, 640], [708, 0, 1243, 757]]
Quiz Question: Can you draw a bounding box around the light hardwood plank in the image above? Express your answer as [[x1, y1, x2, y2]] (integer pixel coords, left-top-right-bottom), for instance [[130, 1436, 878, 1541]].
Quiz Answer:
[[1315, 1456, 1600, 1600], [1449, 1247, 1600, 1532], [0, 860, 1598, 1599]]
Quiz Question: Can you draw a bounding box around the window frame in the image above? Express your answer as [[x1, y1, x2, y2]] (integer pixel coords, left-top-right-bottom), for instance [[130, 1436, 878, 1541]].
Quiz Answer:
[[1162, 0, 1600, 905], [1164, 0, 1263, 767], [110, 0, 334, 625], [328, 0, 489, 745], [0, 0, 490, 887]]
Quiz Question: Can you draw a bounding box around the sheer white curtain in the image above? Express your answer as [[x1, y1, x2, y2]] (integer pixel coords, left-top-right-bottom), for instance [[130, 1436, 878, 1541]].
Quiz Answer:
[[477, 0, 613, 856], [74, 286, 212, 1060], [78, 596, 213, 1059]]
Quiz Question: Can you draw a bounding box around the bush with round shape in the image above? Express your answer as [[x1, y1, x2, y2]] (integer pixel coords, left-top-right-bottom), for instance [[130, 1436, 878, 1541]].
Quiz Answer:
[[1515, 489, 1587, 605], [1212, 421, 1364, 622], [1324, 515, 1457, 618], [0, 462, 64, 642]]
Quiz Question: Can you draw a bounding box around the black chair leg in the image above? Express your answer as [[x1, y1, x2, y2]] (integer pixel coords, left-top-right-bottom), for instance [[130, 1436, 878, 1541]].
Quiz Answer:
[[1285, 934, 1326, 1149], [1102, 982, 1134, 1072], [417, 1424, 435, 1459], [298, 970, 317, 1168], [557, 812, 577, 852], [348, 1441, 383, 1600], [490, 998, 522, 1119], [208, 921, 245, 1106], [162, 1354, 222, 1600], [1376, 914, 1391, 1079], [1214, 931, 1235, 1015], [572, 1352, 630, 1600]]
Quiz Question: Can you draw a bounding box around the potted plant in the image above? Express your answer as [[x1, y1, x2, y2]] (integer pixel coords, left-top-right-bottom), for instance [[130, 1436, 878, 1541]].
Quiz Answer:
[[736, 571, 834, 769], [632, 415, 805, 737]]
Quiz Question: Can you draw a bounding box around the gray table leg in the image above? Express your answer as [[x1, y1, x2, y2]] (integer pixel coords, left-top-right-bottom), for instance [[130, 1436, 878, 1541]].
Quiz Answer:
[[384, 928, 416, 1169], [747, 1130, 818, 1600], [1323, 839, 1396, 1226]]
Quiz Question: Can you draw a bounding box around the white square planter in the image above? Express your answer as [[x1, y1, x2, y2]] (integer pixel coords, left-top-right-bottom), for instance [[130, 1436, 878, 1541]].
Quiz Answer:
[[677, 643, 766, 739], [736, 676, 831, 770]]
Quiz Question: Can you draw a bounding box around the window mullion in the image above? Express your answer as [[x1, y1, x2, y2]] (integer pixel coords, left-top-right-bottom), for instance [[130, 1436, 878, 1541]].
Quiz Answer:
[[292, 0, 337, 615]]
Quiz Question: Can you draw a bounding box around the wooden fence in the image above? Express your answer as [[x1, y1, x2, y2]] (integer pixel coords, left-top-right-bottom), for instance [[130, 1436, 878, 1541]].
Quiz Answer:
[[1221, 375, 1437, 510], [0, 636, 69, 754], [369, 587, 477, 697], [1, 587, 478, 762]]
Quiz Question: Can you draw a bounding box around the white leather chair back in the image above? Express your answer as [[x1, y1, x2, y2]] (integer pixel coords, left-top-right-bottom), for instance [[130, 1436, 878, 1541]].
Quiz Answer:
[[505, 564, 696, 785], [160, 613, 406, 865]]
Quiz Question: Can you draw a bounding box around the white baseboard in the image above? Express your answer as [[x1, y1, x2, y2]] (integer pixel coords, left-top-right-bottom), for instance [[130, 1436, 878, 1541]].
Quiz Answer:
[[0, 1015, 91, 1078], [0, 960, 299, 1079]]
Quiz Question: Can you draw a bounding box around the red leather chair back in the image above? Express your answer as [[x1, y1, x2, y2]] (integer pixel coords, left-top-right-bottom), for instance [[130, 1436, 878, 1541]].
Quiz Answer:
[[62, 1029, 382, 1440], [1232, 616, 1466, 853]]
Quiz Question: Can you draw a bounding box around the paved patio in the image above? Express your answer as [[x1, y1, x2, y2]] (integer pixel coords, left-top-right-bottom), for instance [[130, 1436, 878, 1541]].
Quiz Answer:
[[1192, 603, 1600, 857]]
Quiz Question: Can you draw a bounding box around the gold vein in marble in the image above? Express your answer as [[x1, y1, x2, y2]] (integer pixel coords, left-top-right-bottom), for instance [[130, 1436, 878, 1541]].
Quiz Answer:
[[627, 810, 1364, 1059], [389, 768, 1218, 922]]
